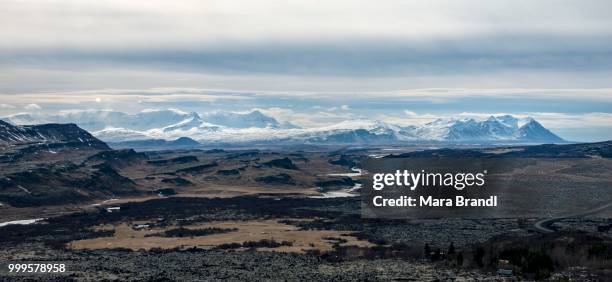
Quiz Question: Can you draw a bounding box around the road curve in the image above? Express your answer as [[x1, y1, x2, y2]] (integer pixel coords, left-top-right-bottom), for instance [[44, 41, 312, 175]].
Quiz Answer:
[[533, 201, 612, 233]]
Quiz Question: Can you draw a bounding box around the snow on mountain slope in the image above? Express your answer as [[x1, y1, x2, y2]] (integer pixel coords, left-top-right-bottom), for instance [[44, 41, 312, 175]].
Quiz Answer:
[[2, 111, 565, 144], [55, 109, 192, 131], [1, 113, 49, 125], [202, 110, 297, 129], [2, 109, 292, 132], [517, 118, 565, 142], [92, 127, 150, 142], [0, 120, 108, 148], [410, 115, 559, 142], [288, 120, 417, 143], [1, 110, 181, 131], [494, 115, 520, 129]]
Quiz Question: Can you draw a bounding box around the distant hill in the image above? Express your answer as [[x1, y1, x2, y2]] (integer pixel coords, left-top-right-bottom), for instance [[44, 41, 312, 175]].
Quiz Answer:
[[385, 141, 612, 159], [0, 120, 108, 149], [0, 121, 141, 208]]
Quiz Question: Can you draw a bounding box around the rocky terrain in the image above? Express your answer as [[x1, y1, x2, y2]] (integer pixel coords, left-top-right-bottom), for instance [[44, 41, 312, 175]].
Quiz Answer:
[[0, 122, 359, 213], [0, 122, 611, 280], [1, 195, 611, 280]]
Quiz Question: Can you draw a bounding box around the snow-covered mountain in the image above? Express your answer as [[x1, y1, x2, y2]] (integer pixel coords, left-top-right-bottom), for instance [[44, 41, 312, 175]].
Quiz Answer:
[[202, 110, 297, 129], [284, 116, 563, 144], [410, 115, 563, 143], [1, 111, 565, 144], [2, 109, 297, 132], [2, 109, 194, 132]]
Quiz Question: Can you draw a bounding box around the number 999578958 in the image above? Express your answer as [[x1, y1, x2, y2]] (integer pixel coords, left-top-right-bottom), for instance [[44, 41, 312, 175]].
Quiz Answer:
[[7, 263, 66, 273]]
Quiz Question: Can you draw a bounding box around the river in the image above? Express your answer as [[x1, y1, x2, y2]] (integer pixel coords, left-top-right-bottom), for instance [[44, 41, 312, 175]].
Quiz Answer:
[[310, 167, 363, 198]]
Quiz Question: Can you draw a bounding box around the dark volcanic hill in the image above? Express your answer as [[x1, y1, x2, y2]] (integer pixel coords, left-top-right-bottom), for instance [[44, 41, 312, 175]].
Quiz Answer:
[[385, 140, 612, 159], [0, 122, 140, 207], [0, 120, 108, 149]]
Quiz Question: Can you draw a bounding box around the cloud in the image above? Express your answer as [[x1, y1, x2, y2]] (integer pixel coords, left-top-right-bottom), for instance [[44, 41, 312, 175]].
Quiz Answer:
[[7, 87, 610, 110], [253, 106, 361, 128], [0, 1, 610, 140], [521, 112, 612, 129], [1, 1, 612, 90], [1, 0, 611, 50], [24, 103, 41, 110], [404, 110, 418, 117], [0, 103, 15, 109], [251, 107, 295, 122], [0, 88, 252, 108], [374, 111, 439, 126]]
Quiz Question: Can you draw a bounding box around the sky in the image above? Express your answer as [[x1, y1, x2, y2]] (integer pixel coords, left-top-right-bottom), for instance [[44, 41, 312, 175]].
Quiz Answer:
[[0, 0, 611, 141]]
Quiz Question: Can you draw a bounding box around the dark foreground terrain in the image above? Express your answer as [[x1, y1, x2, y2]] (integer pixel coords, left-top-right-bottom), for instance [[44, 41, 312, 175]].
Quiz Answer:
[[1, 123, 612, 280], [1, 196, 612, 280]]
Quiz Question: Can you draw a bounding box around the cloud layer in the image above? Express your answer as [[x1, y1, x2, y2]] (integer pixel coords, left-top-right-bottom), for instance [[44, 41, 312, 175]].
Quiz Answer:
[[2, 0, 611, 49], [1, 0, 612, 88], [0, 1, 611, 141]]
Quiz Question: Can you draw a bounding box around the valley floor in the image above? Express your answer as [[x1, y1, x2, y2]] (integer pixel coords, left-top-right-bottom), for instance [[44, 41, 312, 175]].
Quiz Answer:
[[2, 144, 612, 280]]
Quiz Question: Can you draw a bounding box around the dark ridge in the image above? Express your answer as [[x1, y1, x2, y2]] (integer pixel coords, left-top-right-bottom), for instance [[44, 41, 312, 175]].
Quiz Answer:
[[0, 122, 108, 149], [384, 141, 612, 159], [90, 163, 138, 189], [217, 169, 240, 176], [85, 149, 148, 168], [384, 148, 489, 158], [262, 157, 299, 170], [172, 137, 200, 146], [501, 141, 612, 158], [161, 177, 193, 186], [329, 155, 358, 168], [225, 150, 260, 159], [255, 173, 295, 185], [146, 227, 237, 238], [175, 162, 219, 174], [315, 177, 355, 190], [215, 239, 293, 250], [0, 121, 110, 149], [204, 149, 225, 153], [148, 155, 199, 165], [0, 163, 137, 207]]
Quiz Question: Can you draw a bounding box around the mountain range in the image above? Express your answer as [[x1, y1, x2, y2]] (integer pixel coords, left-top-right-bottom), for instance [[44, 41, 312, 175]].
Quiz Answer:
[[1, 110, 565, 145]]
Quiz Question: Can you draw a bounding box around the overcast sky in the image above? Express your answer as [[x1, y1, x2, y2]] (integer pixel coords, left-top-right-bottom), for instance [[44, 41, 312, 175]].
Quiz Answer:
[[1, 0, 611, 141]]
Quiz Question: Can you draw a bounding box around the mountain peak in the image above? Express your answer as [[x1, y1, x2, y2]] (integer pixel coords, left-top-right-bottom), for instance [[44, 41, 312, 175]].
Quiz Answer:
[[1, 111, 565, 145], [412, 115, 564, 143], [517, 118, 564, 142], [203, 110, 284, 129], [247, 110, 265, 116]]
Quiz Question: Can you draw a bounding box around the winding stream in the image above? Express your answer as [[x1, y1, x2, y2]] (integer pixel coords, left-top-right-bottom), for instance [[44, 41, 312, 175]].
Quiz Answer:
[[310, 167, 363, 198]]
